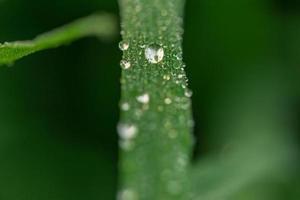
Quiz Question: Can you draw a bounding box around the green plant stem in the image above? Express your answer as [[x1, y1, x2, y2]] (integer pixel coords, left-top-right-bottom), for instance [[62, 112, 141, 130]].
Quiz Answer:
[[0, 13, 117, 65], [118, 0, 193, 199]]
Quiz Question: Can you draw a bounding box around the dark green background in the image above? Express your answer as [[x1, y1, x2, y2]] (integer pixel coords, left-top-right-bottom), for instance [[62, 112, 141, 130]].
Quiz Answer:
[[0, 0, 299, 199]]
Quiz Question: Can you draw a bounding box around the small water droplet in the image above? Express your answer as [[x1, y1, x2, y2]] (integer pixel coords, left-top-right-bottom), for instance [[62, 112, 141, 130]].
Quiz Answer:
[[175, 53, 183, 61], [163, 74, 171, 80], [184, 90, 193, 98], [164, 98, 172, 105], [178, 74, 184, 79], [117, 123, 137, 140], [145, 44, 164, 64], [119, 41, 129, 51], [121, 102, 130, 111], [136, 93, 150, 104], [120, 60, 131, 69]]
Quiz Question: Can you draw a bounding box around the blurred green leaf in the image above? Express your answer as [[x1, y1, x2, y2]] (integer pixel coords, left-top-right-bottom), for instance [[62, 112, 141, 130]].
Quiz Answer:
[[0, 13, 117, 65]]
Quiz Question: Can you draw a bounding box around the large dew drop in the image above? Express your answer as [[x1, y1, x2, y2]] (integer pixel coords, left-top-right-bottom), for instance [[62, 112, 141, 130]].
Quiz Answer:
[[145, 44, 164, 64]]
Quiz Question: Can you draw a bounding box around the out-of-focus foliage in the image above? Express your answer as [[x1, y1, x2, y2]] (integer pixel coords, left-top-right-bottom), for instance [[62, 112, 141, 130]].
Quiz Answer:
[[184, 0, 300, 199], [0, 1, 120, 199], [0, 14, 116, 65]]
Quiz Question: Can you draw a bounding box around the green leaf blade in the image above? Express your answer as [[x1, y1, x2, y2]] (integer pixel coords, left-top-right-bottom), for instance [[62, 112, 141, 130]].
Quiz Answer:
[[0, 13, 117, 65]]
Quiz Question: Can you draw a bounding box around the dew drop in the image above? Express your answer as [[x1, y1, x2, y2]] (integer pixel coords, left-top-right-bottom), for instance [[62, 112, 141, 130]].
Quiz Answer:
[[175, 53, 183, 61], [117, 123, 137, 140], [119, 41, 129, 51], [120, 60, 131, 69], [163, 74, 171, 80], [184, 90, 193, 98], [164, 98, 172, 105], [121, 102, 130, 111], [145, 44, 164, 64], [136, 93, 150, 104]]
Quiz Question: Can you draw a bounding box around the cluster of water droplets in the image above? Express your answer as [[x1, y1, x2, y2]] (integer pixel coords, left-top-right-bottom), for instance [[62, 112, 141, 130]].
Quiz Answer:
[[118, 92, 153, 151], [116, 1, 196, 198], [119, 41, 131, 70], [117, 123, 138, 151], [118, 36, 194, 146], [119, 40, 165, 69]]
